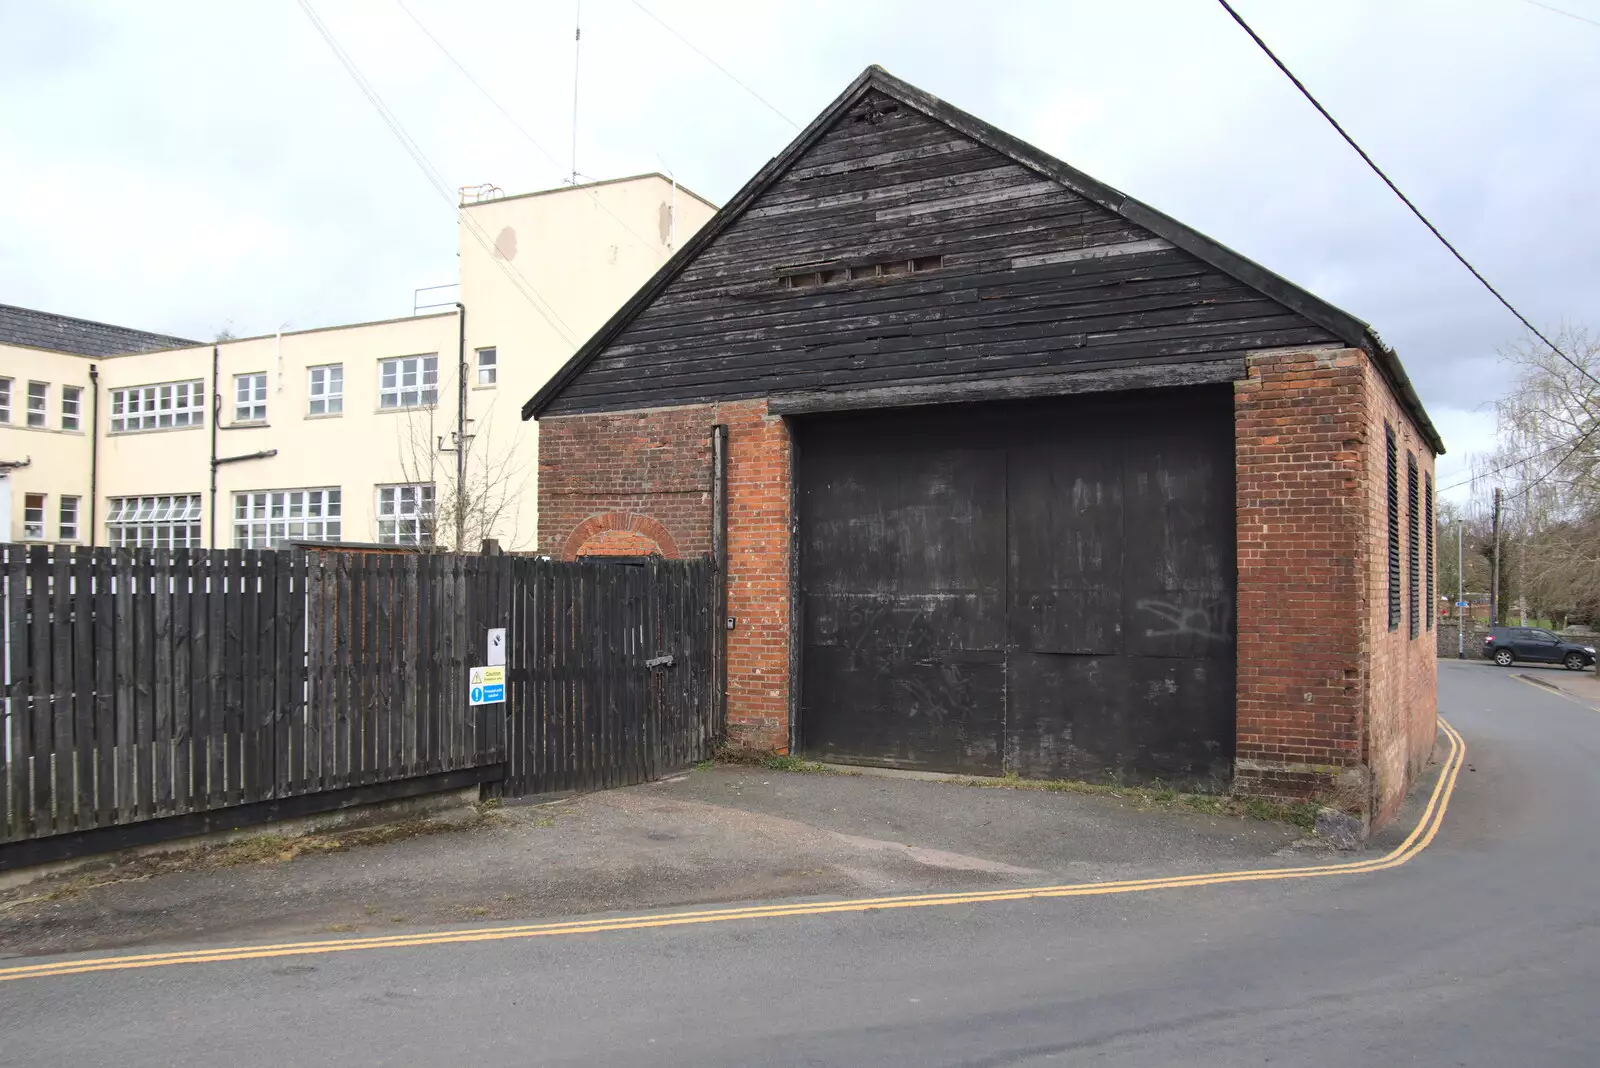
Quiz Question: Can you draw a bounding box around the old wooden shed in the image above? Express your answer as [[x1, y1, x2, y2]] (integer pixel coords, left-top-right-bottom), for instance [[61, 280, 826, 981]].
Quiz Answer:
[[524, 66, 1442, 828]]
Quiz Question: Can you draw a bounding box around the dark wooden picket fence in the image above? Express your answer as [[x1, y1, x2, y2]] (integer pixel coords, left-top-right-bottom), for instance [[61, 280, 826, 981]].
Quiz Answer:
[[304, 550, 511, 794], [0, 544, 718, 865]]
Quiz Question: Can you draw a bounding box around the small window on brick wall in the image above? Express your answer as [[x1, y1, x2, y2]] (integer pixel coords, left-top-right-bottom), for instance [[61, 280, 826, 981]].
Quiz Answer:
[[1407, 452, 1420, 640], [1387, 424, 1400, 632], [1425, 473, 1435, 631]]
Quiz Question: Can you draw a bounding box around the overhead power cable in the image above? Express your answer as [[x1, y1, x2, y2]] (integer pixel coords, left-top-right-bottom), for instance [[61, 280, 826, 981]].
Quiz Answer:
[[297, 0, 577, 345], [1521, 0, 1600, 30], [391, 0, 662, 255], [1499, 422, 1600, 504], [1437, 429, 1599, 494], [627, 0, 801, 130], [1216, 0, 1600, 391]]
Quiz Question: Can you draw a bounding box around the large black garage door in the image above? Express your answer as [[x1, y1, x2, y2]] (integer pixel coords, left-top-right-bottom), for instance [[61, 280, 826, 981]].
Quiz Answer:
[[796, 387, 1236, 786]]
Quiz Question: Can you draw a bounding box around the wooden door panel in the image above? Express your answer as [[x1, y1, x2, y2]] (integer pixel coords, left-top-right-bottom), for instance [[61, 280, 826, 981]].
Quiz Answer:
[[798, 424, 1007, 772]]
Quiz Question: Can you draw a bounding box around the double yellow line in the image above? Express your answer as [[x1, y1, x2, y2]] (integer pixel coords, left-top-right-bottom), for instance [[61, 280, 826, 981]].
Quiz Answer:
[[0, 718, 1465, 984]]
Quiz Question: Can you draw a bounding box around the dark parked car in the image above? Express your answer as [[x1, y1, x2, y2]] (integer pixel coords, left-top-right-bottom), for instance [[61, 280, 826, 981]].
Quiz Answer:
[[1482, 626, 1596, 670]]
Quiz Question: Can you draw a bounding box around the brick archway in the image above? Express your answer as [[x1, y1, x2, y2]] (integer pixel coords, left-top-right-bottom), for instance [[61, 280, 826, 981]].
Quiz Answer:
[[562, 511, 681, 560]]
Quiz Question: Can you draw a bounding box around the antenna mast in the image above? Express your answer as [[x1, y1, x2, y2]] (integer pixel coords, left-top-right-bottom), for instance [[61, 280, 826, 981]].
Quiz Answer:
[[570, 0, 581, 184]]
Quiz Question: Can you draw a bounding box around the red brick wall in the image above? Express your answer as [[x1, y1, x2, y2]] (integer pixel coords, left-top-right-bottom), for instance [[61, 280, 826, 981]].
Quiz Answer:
[[537, 400, 794, 751], [1235, 347, 1369, 804], [1234, 345, 1438, 827], [538, 407, 717, 558], [718, 402, 794, 750], [1363, 357, 1439, 827], [541, 357, 1439, 825]]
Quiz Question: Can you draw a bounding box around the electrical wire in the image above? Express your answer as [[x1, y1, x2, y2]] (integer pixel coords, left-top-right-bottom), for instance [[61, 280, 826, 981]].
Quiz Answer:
[[1520, 0, 1600, 30], [1437, 428, 1598, 494], [1500, 423, 1600, 504], [627, 0, 800, 130], [391, 0, 662, 255], [304, 0, 574, 340], [1216, 0, 1600, 391], [297, 0, 577, 345]]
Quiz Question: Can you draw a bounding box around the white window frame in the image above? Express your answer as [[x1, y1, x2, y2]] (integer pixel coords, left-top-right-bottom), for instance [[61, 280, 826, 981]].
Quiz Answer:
[[26, 381, 47, 428], [109, 381, 205, 433], [23, 493, 45, 540], [61, 385, 82, 431], [234, 372, 267, 423], [376, 483, 435, 546], [233, 487, 342, 548], [378, 355, 438, 410], [59, 496, 80, 541], [106, 494, 203, 549], [0, 377, 10, 423], [308, 364, 343, 416], [476, 347, 497, 386]]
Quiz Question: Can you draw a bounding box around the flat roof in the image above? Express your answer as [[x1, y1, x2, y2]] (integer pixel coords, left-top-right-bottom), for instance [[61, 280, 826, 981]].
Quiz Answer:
[[96, 311, 458, 357], [460, 171, 718, 212]]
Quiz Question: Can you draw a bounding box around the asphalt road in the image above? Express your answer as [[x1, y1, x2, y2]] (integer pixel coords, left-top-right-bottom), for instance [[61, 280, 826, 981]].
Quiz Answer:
[[2, 661, 1596, 1067]]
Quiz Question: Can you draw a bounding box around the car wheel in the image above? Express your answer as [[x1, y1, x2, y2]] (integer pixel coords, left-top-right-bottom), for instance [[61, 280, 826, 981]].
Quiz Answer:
[[1565, 652, 1587, 671], [1494, 648, 1515, 666]]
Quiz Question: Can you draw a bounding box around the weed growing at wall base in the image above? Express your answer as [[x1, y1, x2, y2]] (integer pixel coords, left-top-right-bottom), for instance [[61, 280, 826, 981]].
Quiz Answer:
[[949, 775, 1321, 830], [730, 752, 1322, 830], [707, 747, 841, 775]]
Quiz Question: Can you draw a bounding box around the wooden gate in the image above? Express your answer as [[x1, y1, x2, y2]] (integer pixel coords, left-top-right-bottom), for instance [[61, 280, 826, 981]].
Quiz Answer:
[[501, 557, 717, 796]]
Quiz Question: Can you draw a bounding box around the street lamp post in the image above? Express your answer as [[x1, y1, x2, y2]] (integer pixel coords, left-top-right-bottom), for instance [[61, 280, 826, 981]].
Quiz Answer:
[[1458, 518, 1466, 659]]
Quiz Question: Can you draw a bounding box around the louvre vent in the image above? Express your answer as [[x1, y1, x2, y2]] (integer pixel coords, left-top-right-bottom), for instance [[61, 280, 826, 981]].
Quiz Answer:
[[779, 254, 943, 290]]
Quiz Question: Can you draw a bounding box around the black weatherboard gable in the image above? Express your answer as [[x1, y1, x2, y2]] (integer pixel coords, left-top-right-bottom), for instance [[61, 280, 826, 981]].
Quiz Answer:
[[523, 65, 1443, 455]]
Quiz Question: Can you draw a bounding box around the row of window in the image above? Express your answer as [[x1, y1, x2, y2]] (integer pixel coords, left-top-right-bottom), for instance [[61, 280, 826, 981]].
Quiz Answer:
[[0, 378, 83, 431], [107, 494, 204, 549], [1385, 423, 1434, 640], [21, 485, 435, 548], [5, 350, 499, 438], [235, 484, 435, 546], [132, 351, 495, 434], [110, 380, 205, 432]]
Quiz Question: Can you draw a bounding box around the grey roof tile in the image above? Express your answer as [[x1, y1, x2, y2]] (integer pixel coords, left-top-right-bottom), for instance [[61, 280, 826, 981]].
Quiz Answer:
[[0, 303, 197, 357]]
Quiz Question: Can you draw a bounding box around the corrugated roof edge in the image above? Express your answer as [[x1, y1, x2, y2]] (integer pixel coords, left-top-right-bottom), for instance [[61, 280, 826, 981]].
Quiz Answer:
[[522, 65, 1443, 456]]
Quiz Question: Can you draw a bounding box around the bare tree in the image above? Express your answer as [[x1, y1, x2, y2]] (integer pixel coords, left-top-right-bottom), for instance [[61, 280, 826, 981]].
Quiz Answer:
[[1489, 325, 1600, 513], [1470, 325, 1600, 624], [393, 406, 528, 553]]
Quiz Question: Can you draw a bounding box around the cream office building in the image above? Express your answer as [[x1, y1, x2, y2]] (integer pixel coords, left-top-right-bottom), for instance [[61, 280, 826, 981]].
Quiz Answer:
[[0, 175, 714, 552]]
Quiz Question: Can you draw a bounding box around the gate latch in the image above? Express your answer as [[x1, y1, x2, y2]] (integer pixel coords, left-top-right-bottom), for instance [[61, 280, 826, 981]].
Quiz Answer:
[[646, 654, 676, 670]]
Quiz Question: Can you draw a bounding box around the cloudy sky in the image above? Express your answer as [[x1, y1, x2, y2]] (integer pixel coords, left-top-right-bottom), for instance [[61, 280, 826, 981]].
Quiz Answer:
[[2, 0, 1595, 497]]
